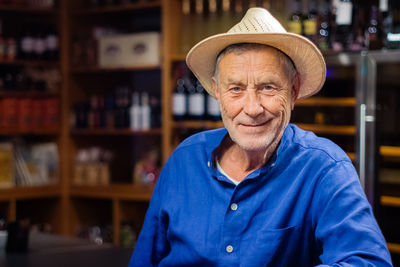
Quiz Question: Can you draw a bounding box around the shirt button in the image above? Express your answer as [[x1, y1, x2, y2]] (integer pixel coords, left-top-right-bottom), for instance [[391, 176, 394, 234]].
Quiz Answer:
[[230, 203, 238, 211], [226, 245, 234, 253], [207, 161, 210, 167], [270, 163, 275, 167]]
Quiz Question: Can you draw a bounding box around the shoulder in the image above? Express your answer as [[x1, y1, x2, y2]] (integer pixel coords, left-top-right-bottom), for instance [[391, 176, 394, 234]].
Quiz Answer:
[[284, 124, 351, 164]]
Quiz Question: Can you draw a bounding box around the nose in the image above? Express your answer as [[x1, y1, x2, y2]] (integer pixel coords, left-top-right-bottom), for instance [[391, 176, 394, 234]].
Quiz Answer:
[[243, 90, 263, 117]]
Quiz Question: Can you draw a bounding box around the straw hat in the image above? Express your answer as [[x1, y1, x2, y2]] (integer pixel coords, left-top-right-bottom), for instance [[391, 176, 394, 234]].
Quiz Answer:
[[186, 8, 326, 100]]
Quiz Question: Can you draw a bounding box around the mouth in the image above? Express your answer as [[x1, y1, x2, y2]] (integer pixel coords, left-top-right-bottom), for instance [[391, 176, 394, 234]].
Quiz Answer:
[[240, 120, 270, 127]]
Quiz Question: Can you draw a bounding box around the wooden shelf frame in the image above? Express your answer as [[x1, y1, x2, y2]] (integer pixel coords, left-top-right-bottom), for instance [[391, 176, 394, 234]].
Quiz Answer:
[[295, 97, 356, 107], [0, 127, 60, 135], [380, 146, 400, 158], [0, 91, 59, 98], [72, 0, 161, 15], [70, 184, 154, 202], [381, 196, 400, 207], [0, 185, 61, 201], [70, 64, 161, 73], [70, 128, 162, 136], [387, 242, 400, 254], [173, 120, 224, 129], [0, 4, 58, 13], [0, 59, 59, 67], [295, 124, 356, 135]]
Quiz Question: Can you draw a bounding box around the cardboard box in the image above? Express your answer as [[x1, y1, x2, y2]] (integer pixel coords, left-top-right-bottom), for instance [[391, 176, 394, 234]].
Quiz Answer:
[[98, 32, 160, 68]]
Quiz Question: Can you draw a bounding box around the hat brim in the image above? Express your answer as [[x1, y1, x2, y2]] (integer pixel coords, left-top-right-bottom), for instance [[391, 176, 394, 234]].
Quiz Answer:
[[186, 32, 326, 101]]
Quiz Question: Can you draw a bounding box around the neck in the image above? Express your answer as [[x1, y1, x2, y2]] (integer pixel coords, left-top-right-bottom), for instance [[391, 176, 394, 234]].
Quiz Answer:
[[217, 136, 279, 181]]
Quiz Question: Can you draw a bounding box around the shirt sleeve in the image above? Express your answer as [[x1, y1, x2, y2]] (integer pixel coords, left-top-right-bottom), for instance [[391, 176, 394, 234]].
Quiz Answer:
[[312, 161, 393, 266], [128, 163, 171, 266]]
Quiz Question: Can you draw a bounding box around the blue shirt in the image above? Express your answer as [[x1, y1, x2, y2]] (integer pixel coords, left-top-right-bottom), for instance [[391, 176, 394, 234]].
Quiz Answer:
[[129, 124, 392, 266]]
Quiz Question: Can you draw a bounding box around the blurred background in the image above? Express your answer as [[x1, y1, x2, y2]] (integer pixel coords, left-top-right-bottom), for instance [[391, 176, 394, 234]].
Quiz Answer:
[[0, 0, 399, 266]]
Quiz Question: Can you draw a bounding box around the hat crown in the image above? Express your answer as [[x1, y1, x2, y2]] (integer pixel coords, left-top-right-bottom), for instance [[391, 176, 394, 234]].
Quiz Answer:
[[228, 8, 287, 34]]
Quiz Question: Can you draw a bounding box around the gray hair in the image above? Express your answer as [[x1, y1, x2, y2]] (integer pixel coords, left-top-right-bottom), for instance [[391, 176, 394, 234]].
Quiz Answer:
[[213, 43, 297, 84]]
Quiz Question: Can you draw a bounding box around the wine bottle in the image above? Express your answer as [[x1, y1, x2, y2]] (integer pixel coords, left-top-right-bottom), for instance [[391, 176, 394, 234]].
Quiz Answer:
[[19, 25, 34, 59], [332, 0, 353, 51], [207, 94, 221, 121], [317, 0, 331, 50], [303, 0, 318, 43], [130, 92, 141, 130], [380, 0, 392, 49], [180, 0, 193, 54], [45, 25, 59, 61], [141, 92, 151, 130], [32, 26, 46, 60], [288, 0, 303, 35], [365, 5, 383, 50], [172, 79, 188, 121], [188, 80, 206, 120]]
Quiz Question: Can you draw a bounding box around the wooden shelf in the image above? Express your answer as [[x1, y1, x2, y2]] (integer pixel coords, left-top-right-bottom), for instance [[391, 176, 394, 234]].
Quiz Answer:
[[0, 127, 60, 135], [295, 124, 356, 135], [0, 185, 61, 201], [70, 184, 154, 201], [72, 1, 161, 15], [173, 120, 224, 129], [296, 97, 356, 107], [0, 59, 59, 67], [71, 64, 160, 73], [0, 4, 57, 13], [381, 195, 400, 207], [387, 242, 400, 254], [380, 146, 400, 157], [0, 91, 58, 98], [70, 128, 162, 136], [170, 54, 187, 62]]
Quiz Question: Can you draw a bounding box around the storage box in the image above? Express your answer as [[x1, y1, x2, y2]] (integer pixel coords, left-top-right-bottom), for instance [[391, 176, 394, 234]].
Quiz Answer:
[[98, 32, 160, 68]]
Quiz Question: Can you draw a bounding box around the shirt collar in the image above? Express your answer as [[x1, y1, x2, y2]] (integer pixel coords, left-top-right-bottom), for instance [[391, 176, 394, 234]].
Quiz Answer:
[[206, 125, 293, 181]]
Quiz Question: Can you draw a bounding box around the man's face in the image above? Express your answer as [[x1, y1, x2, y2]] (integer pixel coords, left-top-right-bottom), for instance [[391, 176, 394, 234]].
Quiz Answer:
[[212, 47, 298, 152]]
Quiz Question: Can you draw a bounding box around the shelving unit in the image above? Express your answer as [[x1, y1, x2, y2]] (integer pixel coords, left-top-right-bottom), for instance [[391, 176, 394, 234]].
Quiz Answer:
[[0, 0, 67, 235], [62, 0, 163, 246]]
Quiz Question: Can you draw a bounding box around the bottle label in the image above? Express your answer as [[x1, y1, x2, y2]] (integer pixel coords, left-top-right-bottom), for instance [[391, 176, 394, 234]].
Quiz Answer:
[[34, 38, 46, 54], [172, 93, 186, 116], [188, 93, 204, 116], [288, 21, 302, 34], [21, 37, 34, 52], [207, 96, 221, 116], [335, 1, 353, 25], [304, 19, 317, 35], [379, 0, 388, 12], [46, 35, 58, 50]]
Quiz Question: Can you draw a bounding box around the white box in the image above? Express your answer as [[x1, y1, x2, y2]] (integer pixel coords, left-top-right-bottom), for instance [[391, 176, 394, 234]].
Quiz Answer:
[[99, 32, 160, 68]]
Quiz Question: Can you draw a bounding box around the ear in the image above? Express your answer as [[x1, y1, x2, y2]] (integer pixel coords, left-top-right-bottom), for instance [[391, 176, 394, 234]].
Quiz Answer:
[[290, 74, 300, 110], [212, 77, 220, 100]]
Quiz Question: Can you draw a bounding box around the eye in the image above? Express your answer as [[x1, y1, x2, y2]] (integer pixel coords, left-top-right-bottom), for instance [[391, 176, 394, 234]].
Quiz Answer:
[[230, 86, 241, 93], [263, 85, 274, 91]]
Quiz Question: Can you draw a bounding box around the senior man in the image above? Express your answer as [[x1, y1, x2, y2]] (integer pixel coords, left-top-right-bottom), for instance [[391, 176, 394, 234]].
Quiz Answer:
[[129, 8, 392, 266]]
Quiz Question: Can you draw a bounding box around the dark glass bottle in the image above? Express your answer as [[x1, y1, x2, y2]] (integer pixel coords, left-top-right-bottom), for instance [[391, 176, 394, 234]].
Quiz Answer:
[[317, 0, 331, 50], [366, 5, 383, 50], [332, 0, 353, 51], [172, 79, 188, 121], [19, 25, 34, 60], [45, 26, 59, 61], [188, 80, 205, 120], [303, 0, 318, 42], [288, 0, 303, 35]]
